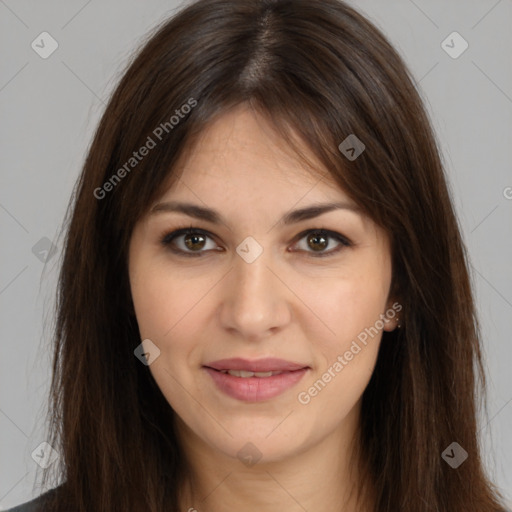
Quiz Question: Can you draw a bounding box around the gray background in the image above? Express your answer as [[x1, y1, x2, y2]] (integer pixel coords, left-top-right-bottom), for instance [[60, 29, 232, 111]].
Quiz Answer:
[[1, 0, 511, 508]]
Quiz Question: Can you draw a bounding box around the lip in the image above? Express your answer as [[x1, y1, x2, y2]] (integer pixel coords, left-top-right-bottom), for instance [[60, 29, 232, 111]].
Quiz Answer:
[[203, 358, 310, 402], [205, 357, 308, 372]]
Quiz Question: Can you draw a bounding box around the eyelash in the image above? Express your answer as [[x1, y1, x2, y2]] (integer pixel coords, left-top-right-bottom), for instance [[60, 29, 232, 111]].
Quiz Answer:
[[159, 225, 352, 258]]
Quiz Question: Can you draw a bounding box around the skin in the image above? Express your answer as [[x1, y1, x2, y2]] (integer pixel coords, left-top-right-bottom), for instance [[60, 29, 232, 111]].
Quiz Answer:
[[128, 103, 399, 512]]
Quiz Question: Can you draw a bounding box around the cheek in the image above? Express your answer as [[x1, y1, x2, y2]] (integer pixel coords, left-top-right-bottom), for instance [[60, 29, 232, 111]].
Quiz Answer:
[[130, 262, 212, 339], [130, 265, 208, 396], [130, 271, 170, 338], [308, 268, 391, 345], [297, 288, 386, 421], [301, 265, 390, 397]]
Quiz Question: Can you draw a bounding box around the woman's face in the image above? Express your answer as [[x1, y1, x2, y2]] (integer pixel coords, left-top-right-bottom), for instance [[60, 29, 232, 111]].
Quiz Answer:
[[128, 104, 398, 465]]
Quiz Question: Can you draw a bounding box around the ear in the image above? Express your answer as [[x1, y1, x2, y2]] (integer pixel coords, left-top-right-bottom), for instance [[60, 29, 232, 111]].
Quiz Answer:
[[382, 297, 403, 332]]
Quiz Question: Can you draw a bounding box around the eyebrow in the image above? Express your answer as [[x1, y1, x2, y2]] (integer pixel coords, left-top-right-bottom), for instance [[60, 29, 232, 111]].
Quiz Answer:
[[149, 200, 361, 227]]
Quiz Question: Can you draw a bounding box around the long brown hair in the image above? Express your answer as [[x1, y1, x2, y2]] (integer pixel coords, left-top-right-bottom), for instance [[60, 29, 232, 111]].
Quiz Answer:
[[39, 0, 507, 510]]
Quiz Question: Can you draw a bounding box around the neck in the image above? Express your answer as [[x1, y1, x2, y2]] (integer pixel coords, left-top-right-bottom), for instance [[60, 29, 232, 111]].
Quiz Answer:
[[175, 405, 374, 512]]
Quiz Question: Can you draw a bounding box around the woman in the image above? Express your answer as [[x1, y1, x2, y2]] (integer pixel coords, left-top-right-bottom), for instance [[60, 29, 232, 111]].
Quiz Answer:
[[7, 0, 509, 510]]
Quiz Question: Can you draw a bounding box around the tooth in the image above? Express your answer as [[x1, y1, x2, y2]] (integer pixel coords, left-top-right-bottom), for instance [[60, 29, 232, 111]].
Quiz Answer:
[[224, 370, 284, 377], [227, 370, 255, 377]]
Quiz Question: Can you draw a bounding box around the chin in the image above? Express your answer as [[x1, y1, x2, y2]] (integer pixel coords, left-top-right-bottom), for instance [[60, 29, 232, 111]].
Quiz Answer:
[[189, 417, 314, 466]]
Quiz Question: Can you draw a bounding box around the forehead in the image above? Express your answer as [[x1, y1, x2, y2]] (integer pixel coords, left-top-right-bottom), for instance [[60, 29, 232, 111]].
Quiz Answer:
[[161, 104, 343, 201], [145, 105, 387, 245]]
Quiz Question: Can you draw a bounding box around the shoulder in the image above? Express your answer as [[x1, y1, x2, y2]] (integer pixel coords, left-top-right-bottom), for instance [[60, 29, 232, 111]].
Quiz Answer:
[[4, 486, 61, 512]]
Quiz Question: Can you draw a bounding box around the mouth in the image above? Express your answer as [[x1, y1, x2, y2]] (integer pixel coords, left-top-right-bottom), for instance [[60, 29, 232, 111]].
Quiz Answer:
[[204, 357, 309, 373], [215, 369, 287, 378], [203, 358, 310, 402]]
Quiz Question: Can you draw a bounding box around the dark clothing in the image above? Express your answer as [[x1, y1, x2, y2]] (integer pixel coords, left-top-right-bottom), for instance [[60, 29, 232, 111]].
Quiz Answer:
[[6, 487, 510, 512], [4, 486, 59, 512]]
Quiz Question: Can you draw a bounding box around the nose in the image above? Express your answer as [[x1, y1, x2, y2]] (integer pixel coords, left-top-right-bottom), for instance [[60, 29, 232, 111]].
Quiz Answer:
[[218, 245, 292, 341]]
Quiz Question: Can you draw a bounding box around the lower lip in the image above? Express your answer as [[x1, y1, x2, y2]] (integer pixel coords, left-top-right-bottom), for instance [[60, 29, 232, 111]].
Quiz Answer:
[[204, 367, 308, 402]]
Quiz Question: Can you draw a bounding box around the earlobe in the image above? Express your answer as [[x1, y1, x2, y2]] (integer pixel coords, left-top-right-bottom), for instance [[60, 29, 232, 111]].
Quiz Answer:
[[383, 318, 400, 332], [382, 298, 403, 332]]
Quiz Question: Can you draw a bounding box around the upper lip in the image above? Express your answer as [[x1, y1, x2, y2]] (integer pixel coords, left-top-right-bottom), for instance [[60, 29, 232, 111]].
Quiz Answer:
[[205, 357, 309, 372]]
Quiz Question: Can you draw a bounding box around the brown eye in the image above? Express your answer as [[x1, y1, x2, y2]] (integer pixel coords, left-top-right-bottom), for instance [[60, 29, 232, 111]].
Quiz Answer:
[[183, 232, 207, 251], [160, 228, 218, 256], [307, 232, 329, 252], [292, 229, 351, 258], [160, 227, 351, 258]]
